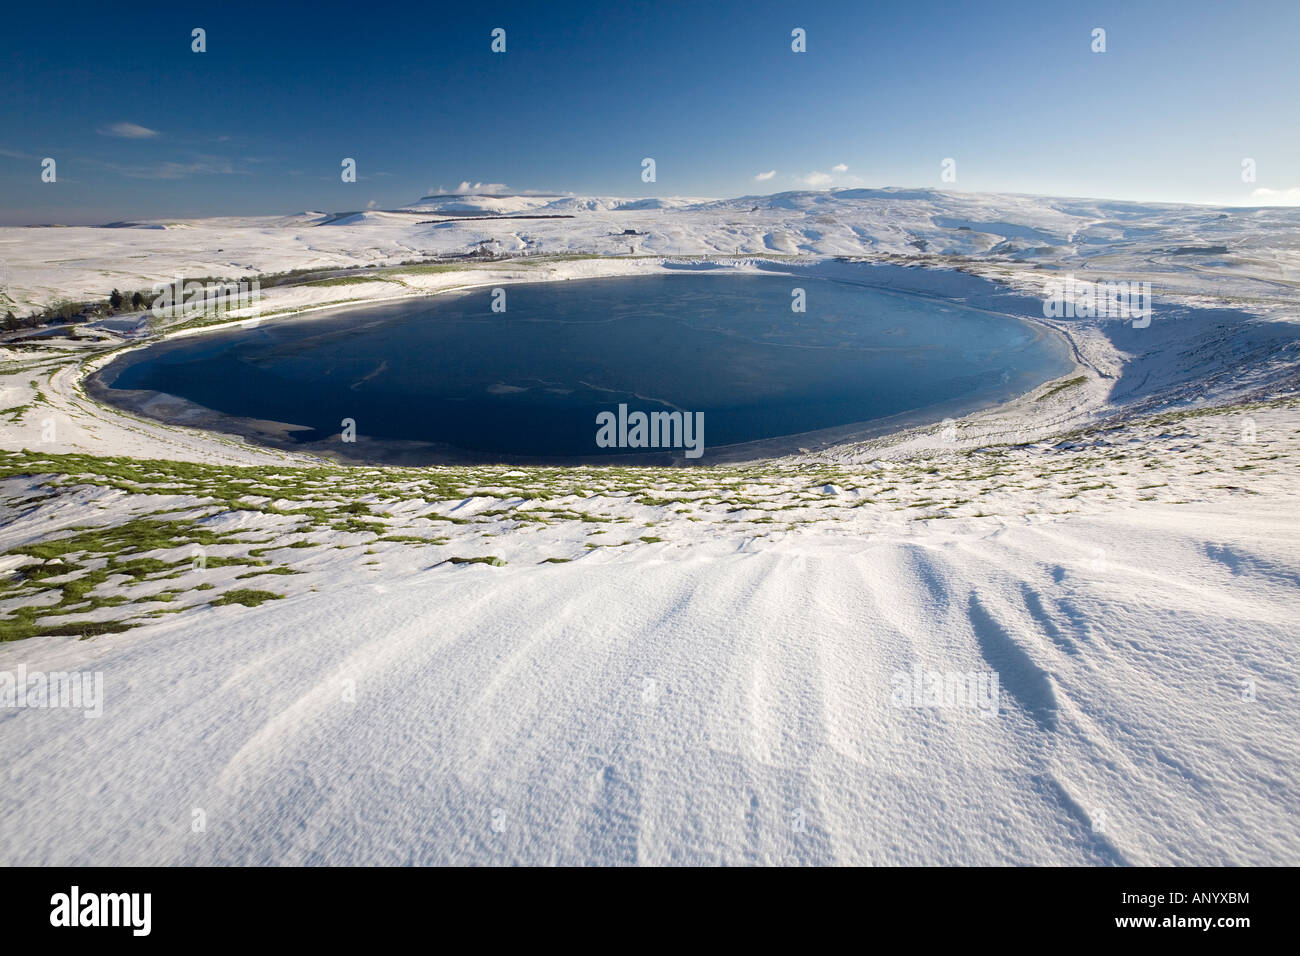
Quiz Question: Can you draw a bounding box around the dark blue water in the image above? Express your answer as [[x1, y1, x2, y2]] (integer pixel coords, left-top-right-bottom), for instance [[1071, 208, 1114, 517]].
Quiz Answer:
[[99, 274, 1074, 461]]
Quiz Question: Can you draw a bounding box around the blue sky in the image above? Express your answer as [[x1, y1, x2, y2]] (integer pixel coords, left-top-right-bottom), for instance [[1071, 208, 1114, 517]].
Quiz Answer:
[[2, 0, 1297, 223]]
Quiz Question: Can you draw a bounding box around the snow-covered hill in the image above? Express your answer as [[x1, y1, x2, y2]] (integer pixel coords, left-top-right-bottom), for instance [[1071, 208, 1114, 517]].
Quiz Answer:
[[1, 188, 1297, 866], [3, 188, 1297, 313]]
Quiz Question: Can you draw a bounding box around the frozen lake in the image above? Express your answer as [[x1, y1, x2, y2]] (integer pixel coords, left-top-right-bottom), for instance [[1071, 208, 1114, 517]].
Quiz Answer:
[[94, 274, 1076, 463]]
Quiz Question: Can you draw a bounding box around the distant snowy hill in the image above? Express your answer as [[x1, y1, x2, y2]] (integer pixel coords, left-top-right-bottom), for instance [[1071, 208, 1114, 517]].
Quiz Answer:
[[1, 188, 1297, 313]]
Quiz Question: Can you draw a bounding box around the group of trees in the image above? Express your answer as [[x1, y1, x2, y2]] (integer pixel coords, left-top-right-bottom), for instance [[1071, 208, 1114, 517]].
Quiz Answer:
[[4, 302, 80, 332], [1, 286, 150, 333], [108, 288, 147, 312], [4, 309, 52, 332]]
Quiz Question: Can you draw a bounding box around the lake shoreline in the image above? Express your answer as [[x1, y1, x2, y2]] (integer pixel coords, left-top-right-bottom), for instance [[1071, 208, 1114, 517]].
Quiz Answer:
[[85, 267, 1082, 467]]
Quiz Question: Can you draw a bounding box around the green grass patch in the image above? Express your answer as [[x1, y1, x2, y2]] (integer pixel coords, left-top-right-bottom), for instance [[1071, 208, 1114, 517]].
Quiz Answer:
[[209, 589, 284, 608]]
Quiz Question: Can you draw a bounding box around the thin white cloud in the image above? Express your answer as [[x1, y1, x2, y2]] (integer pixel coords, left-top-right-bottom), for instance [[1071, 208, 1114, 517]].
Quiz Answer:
[[428, 183, 561, 197], [122, 161, 232, 179], [797, 166, 864, 189], [754, 170, 776, 181], [83, 155, 240, 179], [1250, 186, 1300, 205], [98, 122, 159, 139], [455, 180, 510, 194]]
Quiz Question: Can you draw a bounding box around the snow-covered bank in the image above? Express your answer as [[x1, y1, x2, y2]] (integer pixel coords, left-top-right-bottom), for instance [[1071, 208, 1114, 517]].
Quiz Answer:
[[1, 399, 1297, 864]]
